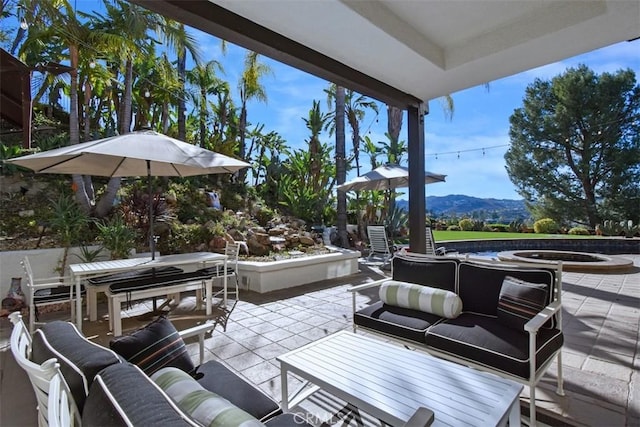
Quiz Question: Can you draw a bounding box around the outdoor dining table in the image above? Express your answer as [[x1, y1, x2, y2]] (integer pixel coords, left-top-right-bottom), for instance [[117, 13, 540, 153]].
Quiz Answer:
[[69, 252, 227, 331]]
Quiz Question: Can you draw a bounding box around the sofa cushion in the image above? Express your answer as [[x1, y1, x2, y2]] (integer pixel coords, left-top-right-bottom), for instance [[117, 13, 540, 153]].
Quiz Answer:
[[354, 301, 442, 344], [498, 276, 549, 330], [196, 360, 281, 422], [109, 316, 195, 376], [425, 313, 563, 379], [391, 255, 458, 292], [457, 261, 556, 327], [152, 367, 265, 427], [379, 281, 462, 318], [82, 363, 197, 426], [31, 321, 122, 412]]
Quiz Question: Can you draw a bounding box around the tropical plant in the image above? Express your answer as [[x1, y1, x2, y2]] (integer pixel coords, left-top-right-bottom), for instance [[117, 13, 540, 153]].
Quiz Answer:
[[0, 143, 24, 175], [95, 216, 138, 259], [385, 201, 408, 239], [238, 51, 272, 182], [48, 194, 90, 275], [620, 220, 639, 238]]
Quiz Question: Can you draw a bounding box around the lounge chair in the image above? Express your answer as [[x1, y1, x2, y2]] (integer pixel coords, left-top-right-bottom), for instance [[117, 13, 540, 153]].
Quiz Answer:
[[367, 225, 395, 263]]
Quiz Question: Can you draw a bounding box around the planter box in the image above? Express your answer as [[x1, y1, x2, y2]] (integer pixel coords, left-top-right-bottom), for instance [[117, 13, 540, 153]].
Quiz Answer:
[[236, 248, 361, 293]]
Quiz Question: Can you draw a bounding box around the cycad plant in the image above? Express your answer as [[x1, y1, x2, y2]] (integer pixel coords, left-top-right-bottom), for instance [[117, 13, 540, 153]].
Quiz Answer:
[[96, 216, 138, 260], [49, 195, 89, 275]]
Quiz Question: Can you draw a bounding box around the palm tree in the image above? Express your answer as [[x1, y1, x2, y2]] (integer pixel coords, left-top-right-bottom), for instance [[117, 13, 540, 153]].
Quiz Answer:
[[326, 85, 379, 176], [159, 19, 202, 141], [238, 51, 272, 182], [18, 0, 112, 212], [186, 60, 225, 147], [90, 0, 163, 217], [334, 86, 349, 247]]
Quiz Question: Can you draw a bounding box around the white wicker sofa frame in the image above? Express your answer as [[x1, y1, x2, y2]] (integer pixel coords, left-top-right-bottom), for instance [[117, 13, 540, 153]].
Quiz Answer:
[[349, 253, 565, 426]]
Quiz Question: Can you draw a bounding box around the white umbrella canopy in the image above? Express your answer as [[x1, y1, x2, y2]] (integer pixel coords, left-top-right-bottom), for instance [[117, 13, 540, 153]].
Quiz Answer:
[[7, 130, 250, 177], [337, 164, 446, 192], [8, 130, 250, 258]]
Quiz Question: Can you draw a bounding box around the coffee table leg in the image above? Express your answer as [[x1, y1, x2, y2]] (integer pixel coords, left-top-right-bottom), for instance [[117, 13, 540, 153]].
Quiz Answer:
[[508, 398, 521, 427], [281, 365, 289, 412]]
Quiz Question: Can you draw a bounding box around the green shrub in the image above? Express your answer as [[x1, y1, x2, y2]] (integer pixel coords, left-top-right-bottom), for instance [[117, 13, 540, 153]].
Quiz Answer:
[[533, 218, 558, 234], [447, 225, 461, 231], [487, 223, 510, 232], [458, 218, 474, 231], [255, 206, 275, 227], [568, 227, 590, 235], [96, 216, 138, 259]]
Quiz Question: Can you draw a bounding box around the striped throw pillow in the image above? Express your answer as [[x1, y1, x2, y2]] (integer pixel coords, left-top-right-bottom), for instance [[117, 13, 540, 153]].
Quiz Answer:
[[497, 276, 549, 330], [379, 280, 462, 318], [152, 367, 265, 427], [109, 316, 195, 376]]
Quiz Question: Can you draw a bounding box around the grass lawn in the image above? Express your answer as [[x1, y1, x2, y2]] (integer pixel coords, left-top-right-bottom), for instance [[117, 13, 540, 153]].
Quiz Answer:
[[433, 231, 592, 241]]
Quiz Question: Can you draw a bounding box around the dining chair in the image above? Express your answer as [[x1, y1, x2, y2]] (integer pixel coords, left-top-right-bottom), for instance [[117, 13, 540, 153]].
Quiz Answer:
[[21, 256, 84, 334]]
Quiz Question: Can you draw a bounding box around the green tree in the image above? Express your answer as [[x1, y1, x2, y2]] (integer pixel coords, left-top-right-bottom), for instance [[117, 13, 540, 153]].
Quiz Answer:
[[278, 101, 335, 224], [186, 59, 225, 147], [505, 65, 640, 227], [238, 51, 271, 182]]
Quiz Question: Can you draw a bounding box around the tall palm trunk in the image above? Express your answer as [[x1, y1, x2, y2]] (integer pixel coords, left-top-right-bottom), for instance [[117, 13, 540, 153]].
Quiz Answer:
[[335, 86, 349, 248], [238, 103, 248, 182], [387, 106, 403, 208], [95, 58, 134, 217], [177, 47, 187, 141], [82, 80, 95, 202], [69, 44, 91, 212]]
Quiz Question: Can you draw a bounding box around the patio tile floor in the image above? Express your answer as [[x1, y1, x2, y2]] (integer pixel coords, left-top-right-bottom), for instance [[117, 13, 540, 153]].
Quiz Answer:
[[1, 255, 638, 426]]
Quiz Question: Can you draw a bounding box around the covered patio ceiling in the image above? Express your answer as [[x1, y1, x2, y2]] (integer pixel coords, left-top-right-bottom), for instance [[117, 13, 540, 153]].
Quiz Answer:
[[130, 0, 639, 252], [131, 0, 639, 108]]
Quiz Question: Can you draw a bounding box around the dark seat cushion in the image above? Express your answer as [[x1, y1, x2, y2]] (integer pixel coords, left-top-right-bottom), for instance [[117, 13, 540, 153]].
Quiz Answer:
[[425, 313, 563, 379], [354, 301, 442, 344], [108, 270, 212, 293], [34, 285, 86, 303], [196, 360, 281, 422], [109, 316, 195, 376], [196, 265, 236, 277], [31, 321, 122, 411], [87, 266, 184, 285], [82, 363, 196, 427]]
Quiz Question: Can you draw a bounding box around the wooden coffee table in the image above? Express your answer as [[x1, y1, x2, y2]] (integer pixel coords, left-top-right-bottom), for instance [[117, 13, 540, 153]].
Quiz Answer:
[[277, 331, 523, 427]]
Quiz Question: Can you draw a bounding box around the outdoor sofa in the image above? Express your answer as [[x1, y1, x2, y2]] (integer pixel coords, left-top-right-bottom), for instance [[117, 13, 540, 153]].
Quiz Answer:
[[350, 253, 565, 426], [26, 316, 308, 426]]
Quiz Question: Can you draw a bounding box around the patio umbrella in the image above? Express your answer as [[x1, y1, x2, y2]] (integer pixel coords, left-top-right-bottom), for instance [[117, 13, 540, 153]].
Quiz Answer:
[[8, 130, 250, 258], [336, 164, 446, 192]]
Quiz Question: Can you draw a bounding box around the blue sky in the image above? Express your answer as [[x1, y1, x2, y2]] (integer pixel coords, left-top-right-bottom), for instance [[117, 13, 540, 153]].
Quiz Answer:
[[9, 1, 640, 201], [196, 33, 639, 201]]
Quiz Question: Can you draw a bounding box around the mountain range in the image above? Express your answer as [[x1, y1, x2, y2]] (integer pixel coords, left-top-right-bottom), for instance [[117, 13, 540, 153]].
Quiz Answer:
[[395, 195, 530, 221]]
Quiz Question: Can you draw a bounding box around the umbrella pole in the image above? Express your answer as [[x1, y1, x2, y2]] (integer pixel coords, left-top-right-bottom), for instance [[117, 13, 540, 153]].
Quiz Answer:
[[147, 160, 155, 260]]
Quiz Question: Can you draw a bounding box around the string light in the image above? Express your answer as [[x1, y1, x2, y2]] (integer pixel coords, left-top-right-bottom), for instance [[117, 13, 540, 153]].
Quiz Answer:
[[426, 144, 509, 159]]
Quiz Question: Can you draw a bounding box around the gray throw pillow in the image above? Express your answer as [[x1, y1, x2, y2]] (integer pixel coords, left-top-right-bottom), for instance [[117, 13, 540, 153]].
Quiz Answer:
[[497, 276, 548, 331]]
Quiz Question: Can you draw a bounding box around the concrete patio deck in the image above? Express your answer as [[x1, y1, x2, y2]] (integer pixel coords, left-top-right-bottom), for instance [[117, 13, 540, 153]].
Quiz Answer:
[[1, 254, 638, 426]]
